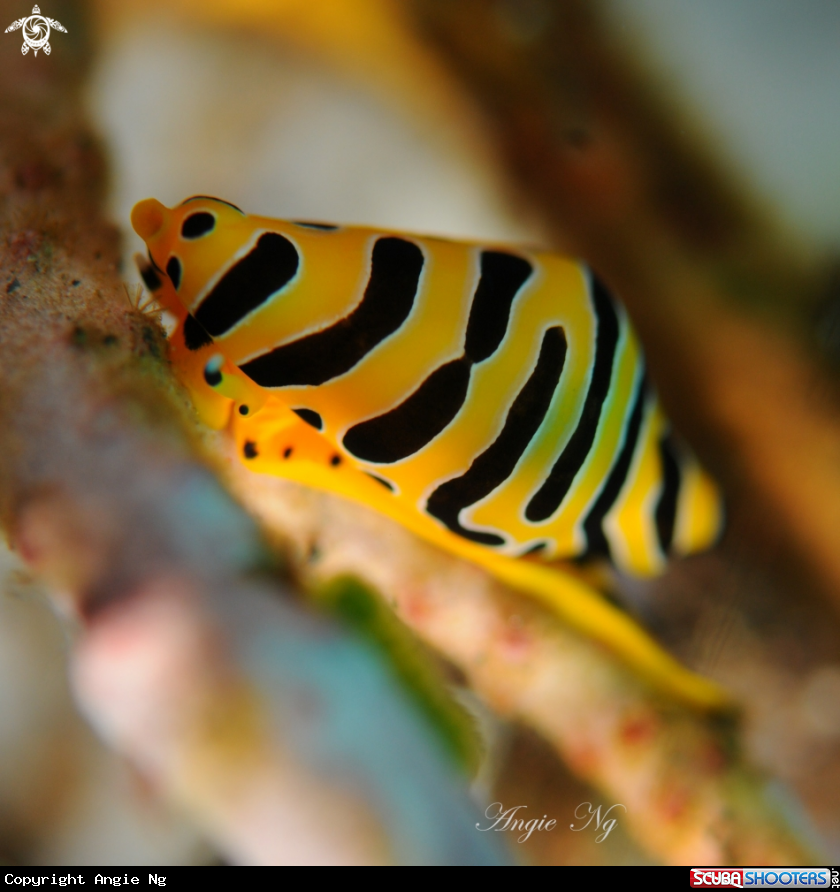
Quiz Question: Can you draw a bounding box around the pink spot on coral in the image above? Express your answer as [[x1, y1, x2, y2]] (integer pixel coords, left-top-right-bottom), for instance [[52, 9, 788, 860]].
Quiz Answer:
[[401, 587, 432, 625], [658, 787, 690, 822], [500, 621, 532, 662], [619, 713, 657, 746]]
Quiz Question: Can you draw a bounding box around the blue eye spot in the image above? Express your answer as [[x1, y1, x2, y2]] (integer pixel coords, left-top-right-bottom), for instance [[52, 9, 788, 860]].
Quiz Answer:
[[203, 354, 224, 387]]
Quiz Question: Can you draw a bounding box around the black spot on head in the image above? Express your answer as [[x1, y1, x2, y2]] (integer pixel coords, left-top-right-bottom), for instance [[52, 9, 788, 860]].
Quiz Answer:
[[292, 408, 323, 430], [293, 221, 339, 231], [103, 335, 118, 347], [6, 278, 20, 294], [181, 212, 216, 239], [180, 196, 243, 213], [193, 233, 300, 337], [243, 441, 258, 459], [239, 404, 249, 416], [71, 279, 80, 287], [330, 454, 342, 467], [184, 314, 213, 351], [283, 447, 293, 459], [166, 256, 182, 290]]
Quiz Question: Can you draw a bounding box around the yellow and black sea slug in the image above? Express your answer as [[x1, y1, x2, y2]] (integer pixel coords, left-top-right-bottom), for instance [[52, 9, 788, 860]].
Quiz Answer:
[[132, 195, 726, 711]]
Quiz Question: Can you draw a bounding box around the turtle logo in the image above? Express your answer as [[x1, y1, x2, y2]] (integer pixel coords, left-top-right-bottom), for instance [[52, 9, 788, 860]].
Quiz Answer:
[[5, 5, 67, 56]]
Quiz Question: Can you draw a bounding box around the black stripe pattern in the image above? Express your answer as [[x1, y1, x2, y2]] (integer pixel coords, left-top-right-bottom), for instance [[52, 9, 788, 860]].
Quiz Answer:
[[343, 360, 470, 463], [180, 196, 243, 213], [525, 273, 620, 522], [655, 432, 681, 555], [580, 371, 649, 560], [426, 326, 567, 545], [366, 472, 395, 491], [464, 251, 534, 362], [183, 314, 213, 351], [293, 408, 324, 430], [294, 221, 340, 231], [194, 233, 300, 338], [343, 250, 533, 463], [240, 237, 423, 387]]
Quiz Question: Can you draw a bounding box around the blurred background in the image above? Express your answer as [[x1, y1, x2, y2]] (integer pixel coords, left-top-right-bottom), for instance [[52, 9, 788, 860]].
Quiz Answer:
[[1, 0, 839, 865]]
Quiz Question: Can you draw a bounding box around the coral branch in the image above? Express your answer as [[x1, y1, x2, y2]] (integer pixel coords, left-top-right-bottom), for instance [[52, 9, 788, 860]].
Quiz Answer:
[[229, 466, 820, 865]]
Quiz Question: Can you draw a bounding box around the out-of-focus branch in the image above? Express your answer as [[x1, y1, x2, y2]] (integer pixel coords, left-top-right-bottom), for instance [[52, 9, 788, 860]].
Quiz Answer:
[[0, 0, 506, 866]]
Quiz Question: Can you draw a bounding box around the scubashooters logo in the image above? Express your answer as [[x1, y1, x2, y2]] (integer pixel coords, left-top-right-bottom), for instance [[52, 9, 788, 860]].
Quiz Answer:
[[689, 869, 836, 888], [4, 5, 66, 56]]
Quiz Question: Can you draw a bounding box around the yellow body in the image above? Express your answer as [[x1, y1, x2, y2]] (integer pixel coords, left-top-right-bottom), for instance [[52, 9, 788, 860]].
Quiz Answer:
[[132, 196, 727, 710]]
